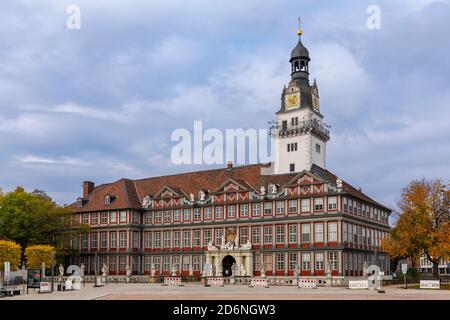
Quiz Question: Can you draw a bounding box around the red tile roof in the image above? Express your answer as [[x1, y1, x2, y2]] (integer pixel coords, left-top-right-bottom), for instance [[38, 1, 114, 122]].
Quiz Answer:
[[68, 163, 390, 212]]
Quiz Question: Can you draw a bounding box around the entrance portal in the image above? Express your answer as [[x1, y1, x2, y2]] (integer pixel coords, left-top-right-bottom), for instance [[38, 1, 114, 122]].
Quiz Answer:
[[222, 255, 236, 277]]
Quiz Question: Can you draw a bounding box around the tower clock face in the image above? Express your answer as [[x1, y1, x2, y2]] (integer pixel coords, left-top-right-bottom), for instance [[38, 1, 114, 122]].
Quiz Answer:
[[285, 93, 300, 109]]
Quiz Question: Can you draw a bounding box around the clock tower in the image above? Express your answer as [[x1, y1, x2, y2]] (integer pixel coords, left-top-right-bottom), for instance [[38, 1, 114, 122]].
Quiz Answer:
[[273, 20, 330, 174]]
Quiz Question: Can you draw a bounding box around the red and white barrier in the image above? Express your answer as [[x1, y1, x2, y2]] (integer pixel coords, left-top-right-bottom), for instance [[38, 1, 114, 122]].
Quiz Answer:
[[250, 278, 269, 288], [207, 277, 224, 287], [163, 277, 181, 286], [298, 279, 317, 289]]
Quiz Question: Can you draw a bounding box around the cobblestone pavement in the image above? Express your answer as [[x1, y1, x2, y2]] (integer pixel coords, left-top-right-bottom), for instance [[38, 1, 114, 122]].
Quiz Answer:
[[6, 283, 450, 300]]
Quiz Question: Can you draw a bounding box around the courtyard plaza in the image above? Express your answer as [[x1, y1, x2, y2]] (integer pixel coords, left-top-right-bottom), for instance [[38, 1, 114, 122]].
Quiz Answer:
[[6, 283, 450, 300]]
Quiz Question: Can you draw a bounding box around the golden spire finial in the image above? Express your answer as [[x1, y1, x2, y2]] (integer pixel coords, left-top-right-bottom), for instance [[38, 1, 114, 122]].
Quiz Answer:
[[297, 17, 302, 37]]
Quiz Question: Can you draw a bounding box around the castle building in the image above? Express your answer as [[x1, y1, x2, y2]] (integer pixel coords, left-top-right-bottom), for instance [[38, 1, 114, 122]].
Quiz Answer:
[[69, 25, 391, 280]]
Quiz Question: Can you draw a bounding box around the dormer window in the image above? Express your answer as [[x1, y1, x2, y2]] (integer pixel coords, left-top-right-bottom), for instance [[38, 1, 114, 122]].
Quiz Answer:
[[105, 196, 111, 205], [77, 199, 83, 208]]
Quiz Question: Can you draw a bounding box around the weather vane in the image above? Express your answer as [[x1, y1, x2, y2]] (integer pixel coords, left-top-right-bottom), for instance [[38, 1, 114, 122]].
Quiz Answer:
[[297, 17, 302, 37]]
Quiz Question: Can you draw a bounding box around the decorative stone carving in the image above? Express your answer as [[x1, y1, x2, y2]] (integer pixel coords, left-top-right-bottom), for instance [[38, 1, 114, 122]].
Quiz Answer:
[[269, 184, 277, 194], [260, 186, 266, 195], [189, 263, 194, 276], [336, 178, 343, 189], [363, 261, 368, 277], [142, 195, 152, 208], [171, 265, 177, 276], [240, 264, 246, 277], [150, 263, 156, 277], [234, 236, 239, 249], [125, 264, 131, 283], [207, 241, 218, 251], [190, 193, 195, 202], [231, 262, 238, 277], [240, 239, 252, 250], [101, 263, 108, 277], [59, 264, 64, 278], [80, 263, 85, 277], [199, 190, 206, 201]]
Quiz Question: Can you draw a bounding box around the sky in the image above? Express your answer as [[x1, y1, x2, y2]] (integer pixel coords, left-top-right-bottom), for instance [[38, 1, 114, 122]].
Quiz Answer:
[[0, 0, 449, 212]]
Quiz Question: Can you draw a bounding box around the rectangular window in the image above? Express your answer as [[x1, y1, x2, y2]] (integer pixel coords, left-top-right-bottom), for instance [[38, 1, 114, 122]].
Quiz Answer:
[[276, 201, 285, 214], [119, 231, 127, 248], [144, 232, 152, 248], [203, 229, 212, 246], [183, 230, 191, 247], [153, 256, 161, 272], [204, 207, 212, 220], [314, 198, 324, 211], [302, 253, 311, 270], [264, 226, 273, 244], [215, 206, 223, 219], [264, 202, 272, 215], [110, 256, 116, 272], [91, 213, 98, 224], [163, 210, 171, 223], [163, 256, 170, 271], [101, 212, 108, 224], [289, 200, 298, 213], [276, 225, 285, 244], [132, 211, 140, 223], [172, 209, 180, 222], [163, 231, 171, 248], [301, 224, 311, 243], [215, 229, 223, 245], [328, 196, 337, 210], [240, 204, 249, 217], [227, 205, 236, 218], [276, 253, 285, 270], [301, 199, 310, 213], [314, 223, 324, 242], [100, 232, 108, 248], [252, 226, 261, 244], [154, 232, 161, 248], [91, 233, 97, 248], [289, 253, 297, 270], [119, 211, 127, 223], [144, 256, 152, 271], [173, 231, 181, 247], [172, 256, 180, 271], [240, 227, 249, 244], [194, 208, 201, 220], [315, 252, 324, 270], [328, 222, 337, 242], [193, 230, 201, 246], [145, 212, 152, 224], [119, 256, 127, 271], [288, 224, 297, 243], [315, 143, 321, 153], [154, 211, 162, 223], [183, 256, 190, 271], [183, 209, 191, 221], [193, 256, 200, 271], [252, 203, 261, 217], [110, 211, 117, 223], [81, 234, 88, 249], [261, 253, 271, 271], [133, 231, 139, 248], [82, 214, 89, 224], [290, 163, 295, 172]]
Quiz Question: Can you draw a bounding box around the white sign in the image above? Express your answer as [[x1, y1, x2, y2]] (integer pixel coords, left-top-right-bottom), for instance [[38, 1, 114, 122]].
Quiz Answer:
[[420, 280, 440, 289], [4, 261, 10, 279], [250, 278, 269, 288], [298, 279, 317, 289], [349, 280, 369, 289], [401, 264, 408, 274], [207, 277, 224, 287], [40, 282, 51, 293]]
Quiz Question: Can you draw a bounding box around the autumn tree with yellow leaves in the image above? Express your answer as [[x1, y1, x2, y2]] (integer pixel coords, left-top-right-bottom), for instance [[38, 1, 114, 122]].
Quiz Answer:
[[382, 179, 449, 279], [25, 245, 55, 269]]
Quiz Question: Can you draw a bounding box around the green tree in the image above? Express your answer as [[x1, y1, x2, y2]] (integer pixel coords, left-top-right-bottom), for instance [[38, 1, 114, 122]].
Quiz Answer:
[[0, 186, 88, 262]]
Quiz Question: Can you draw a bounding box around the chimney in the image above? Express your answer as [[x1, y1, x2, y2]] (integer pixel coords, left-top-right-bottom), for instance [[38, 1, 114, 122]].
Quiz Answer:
[[227, 161, 233, 169], [83, 181, 95, 198]]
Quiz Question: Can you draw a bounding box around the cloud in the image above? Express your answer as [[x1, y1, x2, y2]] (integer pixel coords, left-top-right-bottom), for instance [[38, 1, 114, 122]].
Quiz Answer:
[[0, 0, 449, 209]]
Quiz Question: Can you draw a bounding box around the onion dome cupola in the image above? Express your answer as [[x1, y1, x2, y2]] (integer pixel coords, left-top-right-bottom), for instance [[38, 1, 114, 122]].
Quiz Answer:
[[290, 18, 310, 84]]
